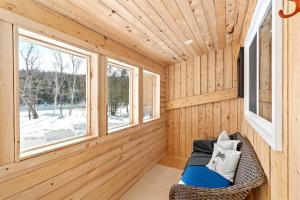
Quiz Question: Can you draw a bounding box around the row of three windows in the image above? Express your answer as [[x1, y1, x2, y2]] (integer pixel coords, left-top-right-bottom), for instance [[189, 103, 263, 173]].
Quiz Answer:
[[18, 28, 160, 155]]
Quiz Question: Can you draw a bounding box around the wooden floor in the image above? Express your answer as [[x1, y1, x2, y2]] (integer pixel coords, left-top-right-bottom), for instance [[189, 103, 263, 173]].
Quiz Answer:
[[159, 155, 188, 170], [120, 164, 182, 200]]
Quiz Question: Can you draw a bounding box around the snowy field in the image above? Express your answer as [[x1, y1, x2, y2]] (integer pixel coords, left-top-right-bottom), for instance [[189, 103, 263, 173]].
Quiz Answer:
[[20, 107, 129, 150]]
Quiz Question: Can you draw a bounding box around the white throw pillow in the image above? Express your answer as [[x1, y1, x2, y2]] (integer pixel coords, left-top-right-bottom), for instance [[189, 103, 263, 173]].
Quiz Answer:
[[207, 144, 241, 182], [217, 140, 240, 151], [217, 130, 229, 142]]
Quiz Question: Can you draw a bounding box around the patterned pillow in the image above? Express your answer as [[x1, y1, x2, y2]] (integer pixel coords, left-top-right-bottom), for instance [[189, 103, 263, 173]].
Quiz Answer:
[[217, 140, 240, 150], [207, 143, 241, 182], [217, 130, 229, 142]]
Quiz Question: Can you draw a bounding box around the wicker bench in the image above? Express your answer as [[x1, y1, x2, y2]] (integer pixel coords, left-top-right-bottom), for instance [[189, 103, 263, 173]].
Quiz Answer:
[[169, 132, 266, 200]]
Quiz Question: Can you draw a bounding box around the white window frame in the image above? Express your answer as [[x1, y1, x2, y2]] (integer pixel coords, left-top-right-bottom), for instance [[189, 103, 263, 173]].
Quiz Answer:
[[15, 27, 99, 159], [143, 70, 160, 122], [107, 58, 139, 133], [244, 0, 282, 151]]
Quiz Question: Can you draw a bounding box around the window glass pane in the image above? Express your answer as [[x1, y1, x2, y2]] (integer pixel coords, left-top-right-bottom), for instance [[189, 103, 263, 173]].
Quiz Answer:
[[249, 34, 257, 114], [259, 9, 272, 122], [107, 63, 130, 130], [143, 72, 156, 120], [19, 38, 88, 151]]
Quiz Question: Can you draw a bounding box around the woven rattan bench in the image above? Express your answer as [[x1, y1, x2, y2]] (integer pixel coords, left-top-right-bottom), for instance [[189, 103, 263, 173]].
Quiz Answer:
[[169, 132, 266, 200]]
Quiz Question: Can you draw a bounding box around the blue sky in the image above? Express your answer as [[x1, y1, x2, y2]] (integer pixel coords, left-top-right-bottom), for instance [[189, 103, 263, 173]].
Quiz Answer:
[[19, 39, 87, 75]]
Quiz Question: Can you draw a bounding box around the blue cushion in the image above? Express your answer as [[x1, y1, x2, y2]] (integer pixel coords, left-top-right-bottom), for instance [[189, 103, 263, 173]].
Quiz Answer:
[[180, 166, 232, 188]]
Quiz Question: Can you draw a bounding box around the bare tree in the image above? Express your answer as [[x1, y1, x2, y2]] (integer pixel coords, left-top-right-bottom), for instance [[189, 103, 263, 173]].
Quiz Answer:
[[52, 52, 68, 118], [20, 44, 40, 119], [68, 55, 82, 116]]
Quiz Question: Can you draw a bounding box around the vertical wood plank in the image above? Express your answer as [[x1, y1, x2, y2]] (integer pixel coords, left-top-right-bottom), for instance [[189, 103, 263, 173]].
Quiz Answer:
[[168, 65, 175, 101], [0, 20, 14, 165], [205, 103, 213, 138], [173, 109, 180, 156], [229, 99, 238, 133], [288, 8, 300, 200], [200, 54, 208, 94], [174, 63, 181, 100], [213, 102, 221, 137], [221, 100, 230, 132], [193, 56, 201, 96], [138, 67, 143, 124], [224, 45, 233, 89], [216, 49, 224, 91], [99, 55, 108, 136], [270, 3, 288, 198], [186, 58, 194, 97], [185, 107, 192, 157], [167, 110, 174, 155], [208, 51, 216, 93], [232, 44, 239, 88], [198, 104, 206, 139], [180, 61, 187, 99], [191, 105, 199, 143], [179, 108, 186, 157]]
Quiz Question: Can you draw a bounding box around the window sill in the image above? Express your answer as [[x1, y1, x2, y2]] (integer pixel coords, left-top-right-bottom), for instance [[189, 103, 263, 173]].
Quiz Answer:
[[19, 135, 98, 160], [108, 123, 138, 135], [143, 117, 160, 124]]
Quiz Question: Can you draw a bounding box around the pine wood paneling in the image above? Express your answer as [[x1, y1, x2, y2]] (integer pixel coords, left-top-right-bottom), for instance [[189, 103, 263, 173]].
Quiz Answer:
[[180, 61, 187, 99], [166, 45, 238, 159], [174, 63, 181, 100], [25, 0, 249, 64], [0, 4, 167, 200], [166, 88, 238, 110], [186, 58, 194, 97], [200, 54, 208, 94], [0, 20, 14, 165], [193, 56, 201, 96], [173, 109, 180, 157], [216, 49, 224, 91], [179, 108, 186, 158], [235, 1, 298, 199], [208, 51, 216, 93], [287, 4, 300, 200]]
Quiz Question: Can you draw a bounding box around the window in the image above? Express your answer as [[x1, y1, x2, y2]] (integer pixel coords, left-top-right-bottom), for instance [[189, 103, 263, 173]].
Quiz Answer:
[[258, 11, 272, 122], [17, 28, 98, 157], [244, 0, 282, 150], [143, 70, 160, 121], [107, 58, 138, 132]]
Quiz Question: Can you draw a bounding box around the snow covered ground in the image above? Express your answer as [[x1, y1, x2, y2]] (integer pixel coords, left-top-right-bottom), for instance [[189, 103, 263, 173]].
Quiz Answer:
[[20, 107, 129, 150]]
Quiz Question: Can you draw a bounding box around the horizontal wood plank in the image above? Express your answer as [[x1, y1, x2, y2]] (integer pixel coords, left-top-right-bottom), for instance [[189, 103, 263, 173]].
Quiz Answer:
[[166, 88, 237, 110]]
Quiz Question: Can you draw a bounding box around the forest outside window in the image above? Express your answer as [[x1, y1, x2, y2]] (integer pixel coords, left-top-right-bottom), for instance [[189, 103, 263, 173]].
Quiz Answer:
[[107, 58, 138, 132], [143, 70, 160, 122], [17, 28, 98, 157]]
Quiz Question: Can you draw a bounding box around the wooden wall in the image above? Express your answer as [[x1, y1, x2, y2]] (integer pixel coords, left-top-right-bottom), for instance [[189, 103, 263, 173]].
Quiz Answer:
[[0, 1, 167, 199], [237, 0, 300, 200], [166, 45, 240, 158], [166, 1, 300, 200]]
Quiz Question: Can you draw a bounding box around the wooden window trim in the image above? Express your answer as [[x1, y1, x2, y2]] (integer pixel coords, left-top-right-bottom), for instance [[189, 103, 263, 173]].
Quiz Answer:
[[14, 26, 100, 160], [107, 58, 139, 134], [143, 70, 160, 123]]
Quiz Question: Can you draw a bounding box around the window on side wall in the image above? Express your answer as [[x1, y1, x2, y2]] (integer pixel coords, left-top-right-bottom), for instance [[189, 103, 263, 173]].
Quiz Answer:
[[244, 0, 282, 151], [143, 70, 160, 122], [17, 28, 98, 158], [107, 58, 138, 133]]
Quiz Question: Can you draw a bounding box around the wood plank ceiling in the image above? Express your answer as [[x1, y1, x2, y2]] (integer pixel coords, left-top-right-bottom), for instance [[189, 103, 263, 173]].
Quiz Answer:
[[34, 0, 249, 65]]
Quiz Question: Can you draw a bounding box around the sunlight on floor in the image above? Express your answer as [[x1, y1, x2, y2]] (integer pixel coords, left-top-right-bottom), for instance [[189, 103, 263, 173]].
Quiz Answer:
[[120, 164, 182, 200]]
